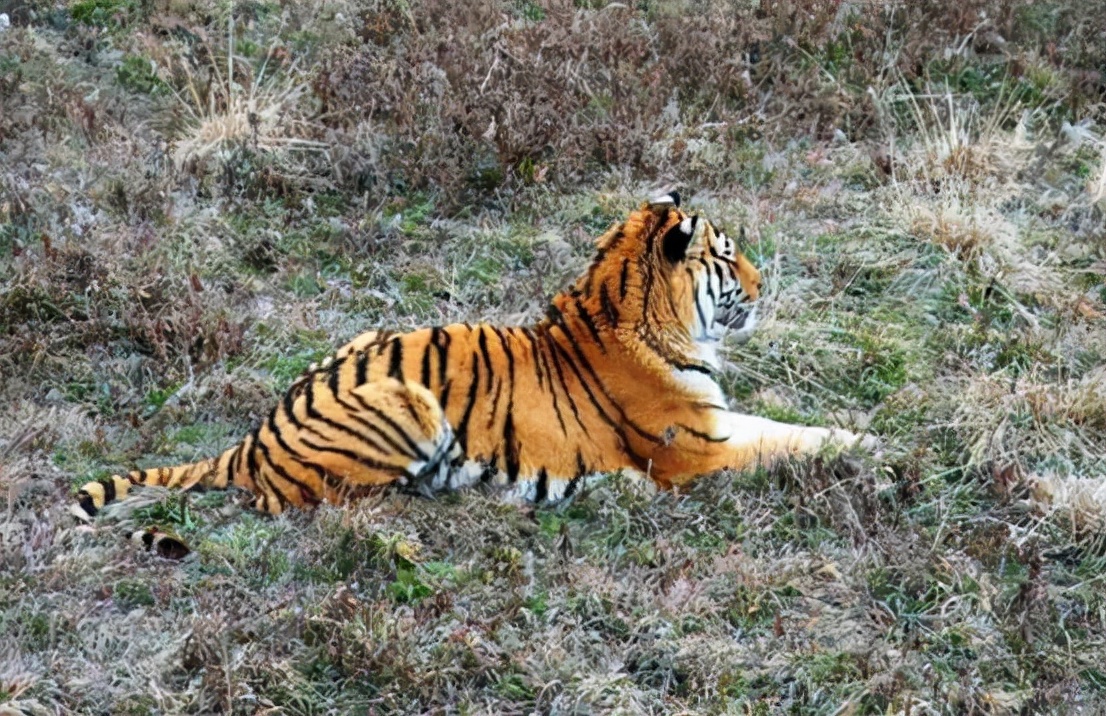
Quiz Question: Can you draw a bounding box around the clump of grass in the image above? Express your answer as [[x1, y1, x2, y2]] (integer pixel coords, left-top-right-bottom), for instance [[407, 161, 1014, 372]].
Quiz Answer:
[[1030, 472, 1106, 544], [952, 366, 1106, 473], [147, 11, 326, 169]]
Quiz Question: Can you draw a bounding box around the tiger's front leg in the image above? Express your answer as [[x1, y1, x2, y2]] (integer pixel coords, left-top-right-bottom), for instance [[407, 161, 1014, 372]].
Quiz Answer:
[[717, 411, 869, 471], [663, 411, 872, 488]]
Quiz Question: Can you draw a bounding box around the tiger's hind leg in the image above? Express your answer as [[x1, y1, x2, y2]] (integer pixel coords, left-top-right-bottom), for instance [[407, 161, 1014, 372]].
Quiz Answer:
[[247, 375, 462, 512]]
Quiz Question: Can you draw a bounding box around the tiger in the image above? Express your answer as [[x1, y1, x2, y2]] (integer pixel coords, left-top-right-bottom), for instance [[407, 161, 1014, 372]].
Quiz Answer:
[[75, 193, 871, 553]]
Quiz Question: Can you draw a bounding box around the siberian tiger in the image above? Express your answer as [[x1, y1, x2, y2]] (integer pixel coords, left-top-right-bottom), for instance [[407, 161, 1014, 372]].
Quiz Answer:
[[76, 194, 870, 551]]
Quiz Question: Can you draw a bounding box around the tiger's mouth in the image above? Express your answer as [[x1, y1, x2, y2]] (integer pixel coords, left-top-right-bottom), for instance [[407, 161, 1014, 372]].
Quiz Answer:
[[716, 303, 758, 343]]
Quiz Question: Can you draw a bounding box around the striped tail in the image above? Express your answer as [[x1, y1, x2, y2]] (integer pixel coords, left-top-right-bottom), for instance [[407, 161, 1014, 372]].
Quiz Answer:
[[74, 442, 248, 520]]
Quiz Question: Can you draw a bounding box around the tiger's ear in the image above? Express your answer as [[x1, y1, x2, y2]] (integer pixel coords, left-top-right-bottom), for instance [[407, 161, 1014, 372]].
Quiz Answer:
[[662, 214, 697, 263], [647, 191, 681, 211]]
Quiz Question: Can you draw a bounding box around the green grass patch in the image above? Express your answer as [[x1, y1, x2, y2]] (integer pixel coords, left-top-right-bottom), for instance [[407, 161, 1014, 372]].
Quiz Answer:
[[113, 579, 156, 609], [69, 0, 138, 27], [116, 55, 166, 95]]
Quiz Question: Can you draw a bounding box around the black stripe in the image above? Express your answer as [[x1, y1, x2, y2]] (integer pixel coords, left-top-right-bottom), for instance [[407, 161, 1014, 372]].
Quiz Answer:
[[439, 378, 452, 412], [77, 492, 97, 516], [401, 391, 422, 426], [435, 327, 452, 389], [573, 297, 605, 352], [575, 450, 587, 478], [245, 435, 281, 511], [101, 477, 116, 502], [504, 413, 520, 483], [299, 436, 407, 475], [618, 259, 631, 300], [254, 440, 322, 506], [256, 418, 342, 495], [453, 359, 481, 451], [592, 228, 624, 265], [266, 407, 326, 479], [676, 422, 729, 443], [355, 350, 368, 385], [245, 424, 262, 484], [699, 261, 717, 304], [689, 267, 709, 329], [328, 360, 342, 396], [420, 338, 432, 387], [387, 339, 404, 379], [322, 359, 428, 460], [492, 327, 515, 392], [525, 328, 544, 391], [673, 362, 713, 375], [543, 332, 583, 435], [534, 467, 548, 503], [224, 444, 240, 488], [599, 282, 619, 327], [477, 327, 494, 393], [486, 377, 503, 430], [497, 328, 516, 432], [533, 330, 567, 435], [640, 260, 656, 327], [237, 433, 253, 484], [269, 435, 345, 494]]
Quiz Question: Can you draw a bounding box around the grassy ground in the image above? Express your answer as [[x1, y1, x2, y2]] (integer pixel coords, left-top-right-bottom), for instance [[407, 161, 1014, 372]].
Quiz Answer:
[[3, 0, 1106, 713]]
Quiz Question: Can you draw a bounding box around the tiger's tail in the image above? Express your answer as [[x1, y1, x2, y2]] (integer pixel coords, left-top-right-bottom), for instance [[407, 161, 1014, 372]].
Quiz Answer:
[[75, 441, 248, 520]]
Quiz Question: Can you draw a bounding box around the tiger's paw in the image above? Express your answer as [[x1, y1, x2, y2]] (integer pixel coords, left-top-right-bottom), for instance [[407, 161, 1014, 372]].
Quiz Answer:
[[857, 433, 881, 453], [812, 428, 881, 456], [826, 429, 883, 464]]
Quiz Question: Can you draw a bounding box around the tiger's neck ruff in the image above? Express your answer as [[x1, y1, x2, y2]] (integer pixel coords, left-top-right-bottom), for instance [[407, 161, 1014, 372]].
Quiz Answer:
[[78, 193, 868, 557]]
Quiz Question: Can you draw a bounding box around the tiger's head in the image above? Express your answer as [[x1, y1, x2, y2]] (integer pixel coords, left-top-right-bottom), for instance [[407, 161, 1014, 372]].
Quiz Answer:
[[562, 192, 762, 371], [648, 192, 762, 343]]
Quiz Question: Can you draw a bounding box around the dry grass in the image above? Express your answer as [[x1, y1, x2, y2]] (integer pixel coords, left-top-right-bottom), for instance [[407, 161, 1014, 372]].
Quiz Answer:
[[3, 0, 1106, 713]]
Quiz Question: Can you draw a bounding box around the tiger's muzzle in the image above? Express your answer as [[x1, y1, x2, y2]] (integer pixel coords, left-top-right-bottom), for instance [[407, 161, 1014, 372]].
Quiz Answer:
[[716, 301, 758, 343]]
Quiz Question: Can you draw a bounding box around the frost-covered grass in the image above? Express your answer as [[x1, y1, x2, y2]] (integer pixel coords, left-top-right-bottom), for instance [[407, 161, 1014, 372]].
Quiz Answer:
[[3, 0, 1106, 713]]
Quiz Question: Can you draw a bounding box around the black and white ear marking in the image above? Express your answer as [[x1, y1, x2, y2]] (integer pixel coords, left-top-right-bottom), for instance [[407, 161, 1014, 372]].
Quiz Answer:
[[649, 191, 681, 208], [719, 231, 734, 256], [662, 214, 698, 262]]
